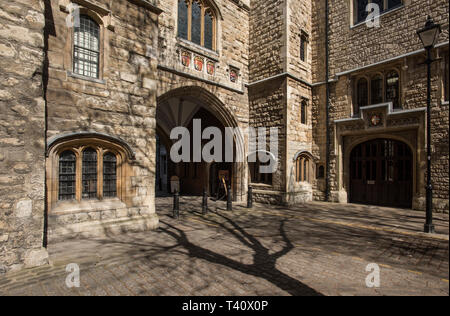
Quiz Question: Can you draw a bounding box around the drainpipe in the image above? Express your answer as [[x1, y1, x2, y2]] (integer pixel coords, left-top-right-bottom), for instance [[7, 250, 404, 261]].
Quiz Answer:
[[325, 0, 331, 202]]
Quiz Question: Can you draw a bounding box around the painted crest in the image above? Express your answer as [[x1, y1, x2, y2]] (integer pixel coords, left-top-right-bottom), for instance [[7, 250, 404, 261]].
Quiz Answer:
[[230, 68, 238, 83], [181, 51, 191, 67], [370, 114, 382, 127], [194, 56, 204, 72], [207, 61, 215, 75]]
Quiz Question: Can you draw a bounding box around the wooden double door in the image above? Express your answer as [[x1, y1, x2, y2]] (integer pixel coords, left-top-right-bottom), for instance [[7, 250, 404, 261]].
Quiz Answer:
[[350, 139, 413, 208]]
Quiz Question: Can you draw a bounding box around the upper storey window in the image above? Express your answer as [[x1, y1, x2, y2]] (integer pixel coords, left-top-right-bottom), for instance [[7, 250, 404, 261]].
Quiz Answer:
[[177, 0, 216, 51], [73, 15, 100, 78], [353, 69, 401, 114], [354, 0, 403, 24]]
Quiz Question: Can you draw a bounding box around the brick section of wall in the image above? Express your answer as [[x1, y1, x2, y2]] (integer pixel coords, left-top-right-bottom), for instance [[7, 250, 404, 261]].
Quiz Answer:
[[0, 0, 48, 273]]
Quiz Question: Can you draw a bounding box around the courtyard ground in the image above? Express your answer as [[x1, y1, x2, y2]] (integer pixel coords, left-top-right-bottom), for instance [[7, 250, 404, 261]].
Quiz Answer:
[[0, 197, 448, 296]]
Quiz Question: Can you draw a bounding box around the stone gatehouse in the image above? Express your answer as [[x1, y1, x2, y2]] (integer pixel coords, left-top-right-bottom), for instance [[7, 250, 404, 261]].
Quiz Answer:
[[0, 0, 448, 273]]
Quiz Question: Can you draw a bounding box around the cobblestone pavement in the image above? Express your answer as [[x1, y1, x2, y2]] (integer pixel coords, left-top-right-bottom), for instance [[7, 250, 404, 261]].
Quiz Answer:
[[0, 198, 448, 296]]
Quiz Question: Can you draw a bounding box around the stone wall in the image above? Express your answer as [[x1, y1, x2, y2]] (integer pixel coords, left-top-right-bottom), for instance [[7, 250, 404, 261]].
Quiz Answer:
[[0, 0, 48, 273], [44, 0, 161, 241], [311, 0, 449, 212], [249, 0, 286, 82]]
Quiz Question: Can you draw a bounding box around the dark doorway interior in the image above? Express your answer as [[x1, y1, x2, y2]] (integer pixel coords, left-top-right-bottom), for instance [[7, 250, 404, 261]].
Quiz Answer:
[[350, 139, 413, 208]]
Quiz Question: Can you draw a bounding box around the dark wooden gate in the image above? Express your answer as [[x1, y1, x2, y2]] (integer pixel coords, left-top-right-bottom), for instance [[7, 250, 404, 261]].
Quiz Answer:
[[350, 139, 413, 208]]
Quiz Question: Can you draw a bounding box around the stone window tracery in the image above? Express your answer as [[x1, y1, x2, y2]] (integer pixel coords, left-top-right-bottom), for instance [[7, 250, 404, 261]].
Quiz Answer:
[[295, 155, 311, 183], [49, 136, 132, 205], [177, 0, 217, 51], [354, 69, 401, 110]]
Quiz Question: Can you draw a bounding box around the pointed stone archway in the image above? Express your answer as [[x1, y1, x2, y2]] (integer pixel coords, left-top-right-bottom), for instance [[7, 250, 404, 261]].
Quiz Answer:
[[156, 86, 246, 201]]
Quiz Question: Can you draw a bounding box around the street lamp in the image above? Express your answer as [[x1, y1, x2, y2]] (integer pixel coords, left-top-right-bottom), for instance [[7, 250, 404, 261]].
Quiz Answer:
[[417, 16, 441, 234]]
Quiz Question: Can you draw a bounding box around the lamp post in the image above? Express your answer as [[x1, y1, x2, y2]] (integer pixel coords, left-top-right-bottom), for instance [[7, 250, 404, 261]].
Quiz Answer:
[[417, 16, 441, 234]]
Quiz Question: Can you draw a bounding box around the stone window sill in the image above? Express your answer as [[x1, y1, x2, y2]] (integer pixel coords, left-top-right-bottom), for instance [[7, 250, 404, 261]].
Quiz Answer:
[[176, 37, 220, 61], [442, 100, 449, 106], [350, 5, 404, 30], [250, 183, 273, 188], [67, 71, 107, 85], [52, 198, 125, 215]]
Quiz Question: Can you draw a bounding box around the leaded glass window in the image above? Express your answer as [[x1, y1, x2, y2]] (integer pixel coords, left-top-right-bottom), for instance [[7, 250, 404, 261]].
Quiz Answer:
[[103, 153, 117, 198], [355, 0, 369, 24], [387, 0, 402, 10], [191, 1, 201, 45], [59, 151, 76, 201], [73, 15, 100, 78], [82, 148, 97, 199], [356, 78, 368, 113], [445, 52, 449, 102], [371, 75, 383, 104], [386, 71, 400, 108], [300, 35, 307, 62], [301, 100, 307, 125], [295, 155, 310, 183], [178, 0, 188, 40], [177, 0, 216, 50], [204, 10, 213, 50], [371, 0, 384, 12]]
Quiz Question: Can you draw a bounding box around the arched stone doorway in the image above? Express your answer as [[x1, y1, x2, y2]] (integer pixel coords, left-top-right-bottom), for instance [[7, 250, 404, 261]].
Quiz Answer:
[[156, 86, 245, 200], [349, 138, 413, 208]]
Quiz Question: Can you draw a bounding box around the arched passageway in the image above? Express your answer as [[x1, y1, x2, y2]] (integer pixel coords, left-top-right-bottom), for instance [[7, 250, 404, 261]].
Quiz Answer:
[[156, 87, 245, 200]]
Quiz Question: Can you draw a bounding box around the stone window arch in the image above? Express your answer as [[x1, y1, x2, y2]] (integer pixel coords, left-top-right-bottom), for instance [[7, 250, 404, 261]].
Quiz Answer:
[[177, 0, 218, 51], [47, 133, 135, 208], [293, 151, 315, 184]]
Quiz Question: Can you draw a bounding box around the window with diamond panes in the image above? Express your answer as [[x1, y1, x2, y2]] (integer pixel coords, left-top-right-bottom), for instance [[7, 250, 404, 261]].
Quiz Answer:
[[59, 151, 76, 200], [82, 148, 98, 199], [73, 15, 100, 78], [103, 153, 117, 198]]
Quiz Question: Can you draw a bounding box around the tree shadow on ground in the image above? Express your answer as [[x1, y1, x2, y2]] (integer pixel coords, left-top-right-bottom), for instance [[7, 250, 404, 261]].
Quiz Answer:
[[151, 210, 323, 296]]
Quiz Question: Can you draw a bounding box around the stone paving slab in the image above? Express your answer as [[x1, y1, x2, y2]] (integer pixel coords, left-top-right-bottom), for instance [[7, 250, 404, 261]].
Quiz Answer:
[[0, 198, 448, 296]]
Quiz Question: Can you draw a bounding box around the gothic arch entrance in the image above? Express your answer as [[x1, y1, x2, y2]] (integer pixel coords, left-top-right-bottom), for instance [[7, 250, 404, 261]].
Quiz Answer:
[[349, 138, 413, 208], [156, 87, 245, 200]]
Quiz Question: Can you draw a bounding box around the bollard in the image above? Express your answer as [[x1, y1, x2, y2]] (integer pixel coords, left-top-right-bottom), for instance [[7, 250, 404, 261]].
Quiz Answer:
[[227, 184, 232, 211], [202, 189, 208, 215], [247, 186, 253, 209], [173, 190, 180, 219]]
